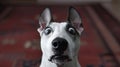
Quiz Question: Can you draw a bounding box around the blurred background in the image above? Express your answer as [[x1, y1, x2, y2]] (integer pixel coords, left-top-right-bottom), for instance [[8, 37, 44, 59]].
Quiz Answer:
[[0, 0, 120, 67]]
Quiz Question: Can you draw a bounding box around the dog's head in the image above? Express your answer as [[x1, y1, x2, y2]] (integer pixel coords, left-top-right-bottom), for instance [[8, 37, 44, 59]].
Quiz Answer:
[[37, 7, 84, 65]]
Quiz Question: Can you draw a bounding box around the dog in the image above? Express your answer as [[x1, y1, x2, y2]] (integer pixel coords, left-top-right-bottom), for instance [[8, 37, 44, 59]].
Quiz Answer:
[[37, 7, 84, 67]]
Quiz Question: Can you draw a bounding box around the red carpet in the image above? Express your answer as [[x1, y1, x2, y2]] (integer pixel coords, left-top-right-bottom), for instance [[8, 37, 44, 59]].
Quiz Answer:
[[0, 5, 119, 67]]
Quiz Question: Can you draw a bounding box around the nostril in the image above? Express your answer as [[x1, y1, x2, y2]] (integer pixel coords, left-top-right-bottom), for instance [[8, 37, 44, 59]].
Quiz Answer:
[[53, 42, 58, 48]]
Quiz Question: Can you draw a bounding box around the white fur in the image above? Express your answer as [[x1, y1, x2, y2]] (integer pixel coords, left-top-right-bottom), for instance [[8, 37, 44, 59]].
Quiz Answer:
[[39, 22, 81, 67], [37, 8, 83, 67]]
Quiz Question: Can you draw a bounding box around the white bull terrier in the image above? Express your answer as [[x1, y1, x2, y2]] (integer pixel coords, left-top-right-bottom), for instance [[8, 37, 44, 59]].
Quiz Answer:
[[37, 7, 84, 67]]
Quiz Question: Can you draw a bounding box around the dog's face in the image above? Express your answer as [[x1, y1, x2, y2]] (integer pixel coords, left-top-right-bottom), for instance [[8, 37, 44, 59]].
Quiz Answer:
[[38, 8, 84, 65]]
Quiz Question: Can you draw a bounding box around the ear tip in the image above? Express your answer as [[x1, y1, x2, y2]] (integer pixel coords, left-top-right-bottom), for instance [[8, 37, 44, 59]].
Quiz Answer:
[[69, 6, 76, 11], [41, 8, 51, 16], [44, 8, 50, 12], [45, 8, 50, 10]]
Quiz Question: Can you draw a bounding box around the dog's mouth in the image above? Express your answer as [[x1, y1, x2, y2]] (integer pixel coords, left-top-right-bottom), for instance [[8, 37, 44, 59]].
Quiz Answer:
[[48, 54, 71, 65]]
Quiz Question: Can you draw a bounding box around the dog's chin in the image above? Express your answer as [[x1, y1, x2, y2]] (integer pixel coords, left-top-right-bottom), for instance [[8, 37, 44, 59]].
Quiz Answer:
[[48, 55, 71, 65]]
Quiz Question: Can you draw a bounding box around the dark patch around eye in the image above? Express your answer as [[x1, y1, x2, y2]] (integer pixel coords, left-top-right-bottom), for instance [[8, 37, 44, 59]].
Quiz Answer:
[[44, 26, 51, 30], [44, 26, 53, 35], [66, 23, 79, 35]]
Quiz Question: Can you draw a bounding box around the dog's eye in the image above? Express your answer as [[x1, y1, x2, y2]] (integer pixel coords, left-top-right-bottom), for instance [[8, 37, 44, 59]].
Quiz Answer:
[[44, 27, 52, 35], [68, 27, 76, 35]]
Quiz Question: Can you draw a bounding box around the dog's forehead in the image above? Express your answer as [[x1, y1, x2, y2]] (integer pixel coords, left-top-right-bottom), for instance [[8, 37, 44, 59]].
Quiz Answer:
[[49, 22, 68, 29]]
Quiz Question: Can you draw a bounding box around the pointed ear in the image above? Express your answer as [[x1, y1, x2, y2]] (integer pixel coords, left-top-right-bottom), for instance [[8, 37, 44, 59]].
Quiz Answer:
[[68, 7, 84, 35], [39, 8, 52, 27], [38, 8, 52, 34]]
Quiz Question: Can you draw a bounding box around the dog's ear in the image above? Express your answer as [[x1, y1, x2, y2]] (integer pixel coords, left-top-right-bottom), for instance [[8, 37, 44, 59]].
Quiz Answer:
[[39, 8, 52, 27], [38, 8, 52, 34], [68, 7, 84, 35]]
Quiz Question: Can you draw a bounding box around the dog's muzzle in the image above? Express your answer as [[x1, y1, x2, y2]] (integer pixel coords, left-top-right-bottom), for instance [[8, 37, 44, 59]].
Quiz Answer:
[[48, 37, 71, 65]]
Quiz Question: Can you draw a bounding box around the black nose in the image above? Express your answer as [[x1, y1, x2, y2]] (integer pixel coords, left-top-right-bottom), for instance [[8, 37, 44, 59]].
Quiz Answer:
[[52, 37, 68, 54]]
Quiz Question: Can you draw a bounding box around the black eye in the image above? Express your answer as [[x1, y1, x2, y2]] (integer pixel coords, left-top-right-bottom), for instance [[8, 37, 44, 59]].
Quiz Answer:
[[68, 27, 76, 35], [44, 27, 52, 35]]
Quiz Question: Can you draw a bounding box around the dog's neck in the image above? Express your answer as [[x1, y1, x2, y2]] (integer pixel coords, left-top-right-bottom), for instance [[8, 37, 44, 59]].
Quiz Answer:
[[40, 54, 81, 67]]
